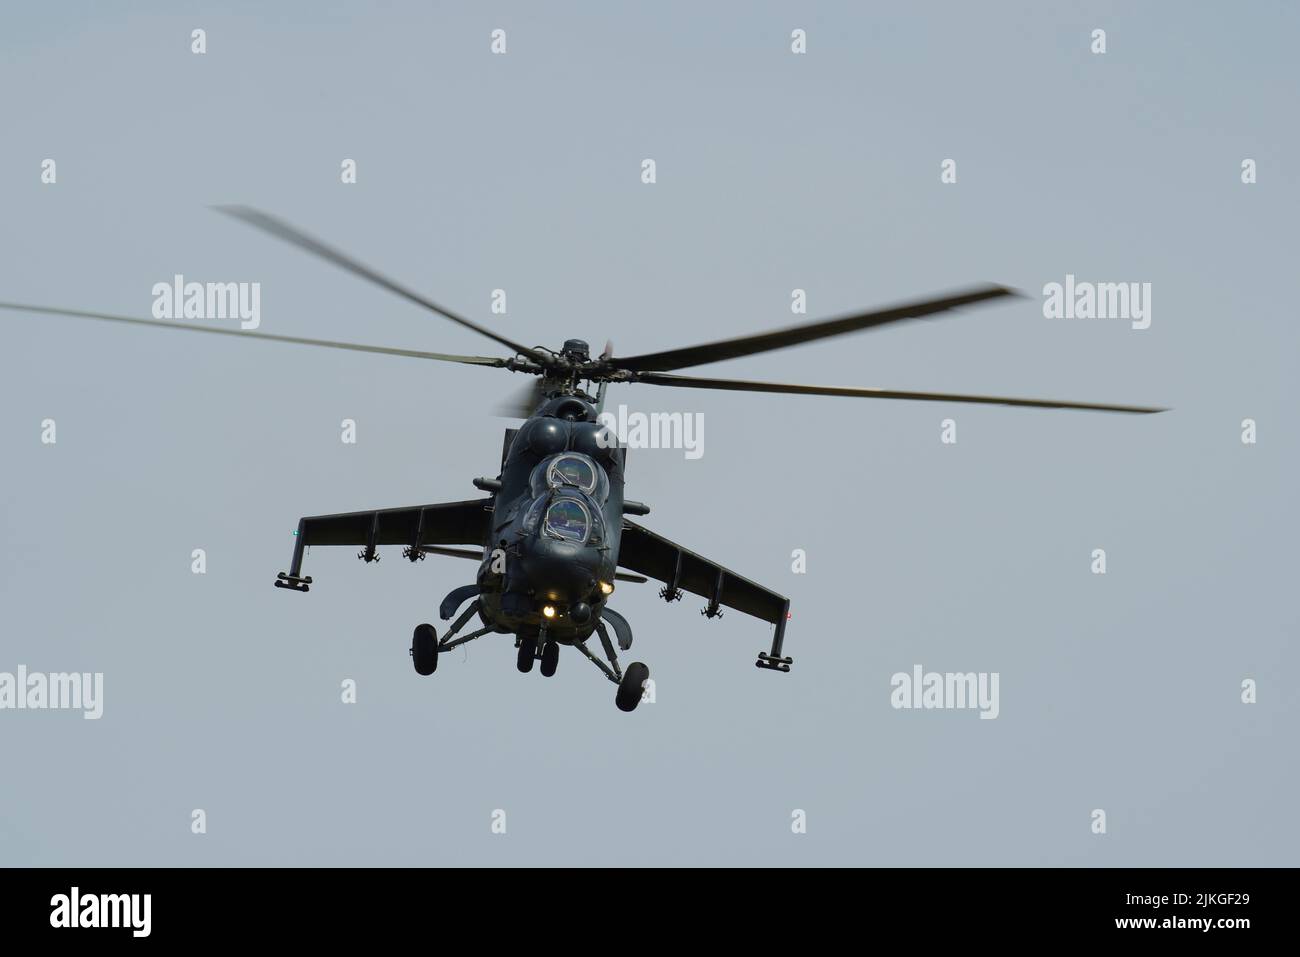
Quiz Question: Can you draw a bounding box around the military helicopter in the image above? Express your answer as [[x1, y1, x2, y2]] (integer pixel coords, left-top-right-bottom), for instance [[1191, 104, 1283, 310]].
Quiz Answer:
[[0, 208, 1165, 712]]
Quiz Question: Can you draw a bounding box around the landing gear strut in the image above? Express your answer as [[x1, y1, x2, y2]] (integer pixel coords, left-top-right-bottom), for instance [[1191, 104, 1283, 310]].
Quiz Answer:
[[412, 599, 493, 676], [573, 624, 650, 712]]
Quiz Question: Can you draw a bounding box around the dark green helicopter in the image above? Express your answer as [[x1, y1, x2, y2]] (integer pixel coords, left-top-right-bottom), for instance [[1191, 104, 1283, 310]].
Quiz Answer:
[[0, 208, 1164, 712]]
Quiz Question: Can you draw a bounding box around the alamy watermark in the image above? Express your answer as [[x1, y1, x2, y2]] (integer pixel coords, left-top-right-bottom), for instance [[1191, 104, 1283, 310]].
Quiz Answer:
[[50, 887, 150, 937], [152, 274, 261, 329], [890, 664, 999, 719], [0, 666, 103, 719], [1042, 274, 1151, 330], [596, 403, 704, 460]]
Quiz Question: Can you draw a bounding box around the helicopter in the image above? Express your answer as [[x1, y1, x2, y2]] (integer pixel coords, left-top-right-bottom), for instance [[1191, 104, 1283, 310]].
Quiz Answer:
[[0, 207, 1165, 712]]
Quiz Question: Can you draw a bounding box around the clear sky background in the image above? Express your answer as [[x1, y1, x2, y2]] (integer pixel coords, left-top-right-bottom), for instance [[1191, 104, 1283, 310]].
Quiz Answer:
[[1, 1, 1296, 865]]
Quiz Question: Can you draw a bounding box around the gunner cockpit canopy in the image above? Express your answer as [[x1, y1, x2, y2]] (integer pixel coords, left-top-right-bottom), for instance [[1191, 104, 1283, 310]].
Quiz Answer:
[[544, 498, 590, 543]]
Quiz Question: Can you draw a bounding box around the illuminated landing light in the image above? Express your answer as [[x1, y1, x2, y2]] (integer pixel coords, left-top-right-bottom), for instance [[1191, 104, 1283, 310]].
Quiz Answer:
[[599, 581, 614, 596], [542, 605, 557, 619]]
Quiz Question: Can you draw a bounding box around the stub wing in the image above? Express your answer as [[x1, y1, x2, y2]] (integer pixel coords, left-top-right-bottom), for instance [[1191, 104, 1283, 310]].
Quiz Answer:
[[274, 499, 492, 590], [617, 519, 792, 671]]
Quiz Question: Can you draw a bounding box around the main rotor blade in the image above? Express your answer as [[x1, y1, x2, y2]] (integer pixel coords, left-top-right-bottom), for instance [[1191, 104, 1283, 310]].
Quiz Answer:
[[0, 302, 506, 366], [635, 371, 1166, 414], [610, 285, 1019, 373], [213, 206, 550, 365]]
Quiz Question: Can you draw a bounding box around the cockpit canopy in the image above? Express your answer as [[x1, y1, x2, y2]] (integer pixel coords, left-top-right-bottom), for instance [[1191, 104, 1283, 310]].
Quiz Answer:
[[544, 498, 591, 543], [529, 452, 609, 504], [521, 487, 605, 546]]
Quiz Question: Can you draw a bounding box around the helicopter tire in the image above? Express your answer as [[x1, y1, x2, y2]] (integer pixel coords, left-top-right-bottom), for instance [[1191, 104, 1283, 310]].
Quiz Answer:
[[540, 640, 559, 677], [411, 623, 439, 676], [615, 662, 650, 712], [516, 637, 535, 674]]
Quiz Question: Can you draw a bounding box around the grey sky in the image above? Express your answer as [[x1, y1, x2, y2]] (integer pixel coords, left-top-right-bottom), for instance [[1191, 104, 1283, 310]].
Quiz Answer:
[[1, 1, 1296, 865]]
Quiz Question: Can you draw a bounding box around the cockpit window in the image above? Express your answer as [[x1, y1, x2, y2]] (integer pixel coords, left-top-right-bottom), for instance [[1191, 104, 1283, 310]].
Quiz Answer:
[[547, 454, 597, 494], [530, 453, 608, 504], [544, 499, 590, 543]]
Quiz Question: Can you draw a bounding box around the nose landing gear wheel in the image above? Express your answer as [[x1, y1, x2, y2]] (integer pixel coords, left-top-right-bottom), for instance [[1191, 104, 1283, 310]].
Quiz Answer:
[[540, 640, 559, 677], [615, 662, 650, 712], [411, 623, 439, 675], [516, 638, 535, 673]]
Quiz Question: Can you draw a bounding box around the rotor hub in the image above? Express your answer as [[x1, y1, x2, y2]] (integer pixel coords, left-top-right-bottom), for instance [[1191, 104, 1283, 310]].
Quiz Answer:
[[560, 339, 591, 363]]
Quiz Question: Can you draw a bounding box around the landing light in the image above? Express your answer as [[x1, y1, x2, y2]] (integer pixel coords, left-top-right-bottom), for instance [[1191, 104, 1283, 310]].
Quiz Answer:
[[599, 581, 614, 596], [542, 605, 557, 619]]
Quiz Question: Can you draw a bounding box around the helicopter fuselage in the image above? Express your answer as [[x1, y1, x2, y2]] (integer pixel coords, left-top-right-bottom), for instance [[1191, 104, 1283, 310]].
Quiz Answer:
[[473, 392, 625, 645]]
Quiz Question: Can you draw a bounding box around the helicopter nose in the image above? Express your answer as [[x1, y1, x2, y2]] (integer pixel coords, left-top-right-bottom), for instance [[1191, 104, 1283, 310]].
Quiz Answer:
[[538, 565, 596, 604], [521, 539, 600, 605]]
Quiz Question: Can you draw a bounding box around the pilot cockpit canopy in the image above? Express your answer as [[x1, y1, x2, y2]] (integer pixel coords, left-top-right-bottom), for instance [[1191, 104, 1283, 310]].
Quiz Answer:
[[529, 452, 609, 503]]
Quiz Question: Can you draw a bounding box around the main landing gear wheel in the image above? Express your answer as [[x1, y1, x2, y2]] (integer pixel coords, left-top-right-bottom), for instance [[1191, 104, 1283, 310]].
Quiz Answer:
[[411, 623, 439, 676], [615, 662, 650, 712], [516, 638, 535, 674], [540, 640, 559, 677]]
